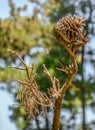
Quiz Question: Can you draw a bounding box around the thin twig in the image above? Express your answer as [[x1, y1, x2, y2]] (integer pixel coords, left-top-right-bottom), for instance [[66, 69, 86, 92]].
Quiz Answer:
[[7, 49, 30, 79]]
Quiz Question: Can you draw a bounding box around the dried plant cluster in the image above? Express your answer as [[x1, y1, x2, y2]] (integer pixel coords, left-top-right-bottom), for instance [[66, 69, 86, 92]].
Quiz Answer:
[[8, 49, 63, 119], [55, 15, 88, 53], [16, 64, 52, 120], [8, 49, 53, 120], [54, 16, 88, 83], [8, 15, 88, 129]]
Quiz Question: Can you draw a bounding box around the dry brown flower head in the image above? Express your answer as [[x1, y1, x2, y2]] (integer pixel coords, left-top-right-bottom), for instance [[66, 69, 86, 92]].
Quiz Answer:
[[55, 15, 88, 53]]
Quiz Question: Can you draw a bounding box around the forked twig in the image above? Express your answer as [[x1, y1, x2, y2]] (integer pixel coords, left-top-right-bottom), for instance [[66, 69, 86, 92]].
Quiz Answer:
[[7, 49, 30, 79]]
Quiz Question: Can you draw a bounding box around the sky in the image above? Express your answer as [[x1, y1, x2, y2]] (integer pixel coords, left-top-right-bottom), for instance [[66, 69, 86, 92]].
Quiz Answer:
[[0, 86, 17, 130], [0, 0, 10, 19], [0, 0, 95, 130], [0, 0, 35, 20]]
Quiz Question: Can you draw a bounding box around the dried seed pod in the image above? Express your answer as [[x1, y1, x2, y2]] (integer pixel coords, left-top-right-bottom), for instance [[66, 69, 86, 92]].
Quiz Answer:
[[54, 15, 88, 47]]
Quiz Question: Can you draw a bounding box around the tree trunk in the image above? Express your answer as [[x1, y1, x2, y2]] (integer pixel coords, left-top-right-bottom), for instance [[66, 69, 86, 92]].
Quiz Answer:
[[81, 46, 86, 130], [82, 86, 86, 130]]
